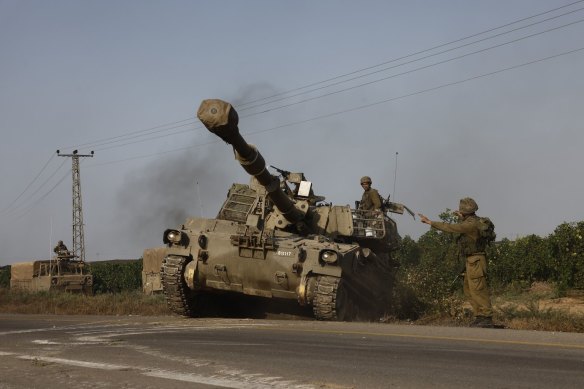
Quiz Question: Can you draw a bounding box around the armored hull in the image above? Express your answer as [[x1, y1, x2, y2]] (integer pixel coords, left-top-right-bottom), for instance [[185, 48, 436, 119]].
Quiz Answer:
[[160, 99, 402, 321], [10, 258, 93, 294]]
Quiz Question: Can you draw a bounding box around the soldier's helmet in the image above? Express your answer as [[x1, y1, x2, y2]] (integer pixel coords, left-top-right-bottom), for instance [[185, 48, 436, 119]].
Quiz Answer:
[[459, 197, 478, 214], [360, 176, 372, 184], [58, 240, 63, 245]]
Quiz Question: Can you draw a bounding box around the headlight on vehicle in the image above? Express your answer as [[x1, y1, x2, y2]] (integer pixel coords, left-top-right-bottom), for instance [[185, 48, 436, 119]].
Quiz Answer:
[[164, 229, 182, 245], [320, 250, 338, 265], [168, 230, 181, 242]]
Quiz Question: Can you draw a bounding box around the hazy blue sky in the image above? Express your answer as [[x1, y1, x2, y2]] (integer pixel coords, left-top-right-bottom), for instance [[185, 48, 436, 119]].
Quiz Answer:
[[1, 0, 583, 265]]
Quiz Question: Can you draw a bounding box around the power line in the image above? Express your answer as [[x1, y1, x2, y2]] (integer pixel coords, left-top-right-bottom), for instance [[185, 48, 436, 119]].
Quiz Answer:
[[237, 46, 584, 135], [6, 2, 584, 212], [0, 152, 56, 215], [9, 168, 71, 222], [235, 0, 584, 108], [241, 17, 584, 118], [87, 45, 584, 168], [56, 1, 584, 154], [239, 7, 584, 113], [77, 14, 584, 156], [2, 158, 69, 217], [93, 122, 199, 152], [62, 117, 197, 151]]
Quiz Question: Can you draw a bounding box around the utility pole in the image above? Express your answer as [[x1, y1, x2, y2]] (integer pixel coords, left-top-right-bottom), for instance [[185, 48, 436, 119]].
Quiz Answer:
[[57, 149, 94, 262]]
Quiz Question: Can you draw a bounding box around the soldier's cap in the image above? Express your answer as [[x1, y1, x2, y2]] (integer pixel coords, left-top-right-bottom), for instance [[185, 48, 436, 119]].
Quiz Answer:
[[459, 197, 478, 214], [360, 176, 372, 184]]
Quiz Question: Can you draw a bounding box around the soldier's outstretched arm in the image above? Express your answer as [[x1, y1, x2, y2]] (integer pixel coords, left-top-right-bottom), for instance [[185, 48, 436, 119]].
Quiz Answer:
[[418, 214, 431, 225], [418, 214, 474, 234], [430, 219, 474, 234]]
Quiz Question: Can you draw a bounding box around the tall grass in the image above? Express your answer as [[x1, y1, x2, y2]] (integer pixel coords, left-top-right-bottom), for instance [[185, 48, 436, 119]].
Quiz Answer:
[[0, 288, 169, 316], [2, 286, 582, 332]]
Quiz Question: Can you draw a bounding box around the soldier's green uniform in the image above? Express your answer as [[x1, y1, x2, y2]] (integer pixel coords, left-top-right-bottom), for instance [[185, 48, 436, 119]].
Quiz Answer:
[[359, 176, 382, 211], [53, 240, 69, 257], [427, 198, 493, 326]]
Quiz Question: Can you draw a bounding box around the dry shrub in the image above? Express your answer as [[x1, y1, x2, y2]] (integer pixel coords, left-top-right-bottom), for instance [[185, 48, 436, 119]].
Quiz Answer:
[[0, 288, 169, 316], [529, 281, 554, 294], [505, 314, 584, 332]]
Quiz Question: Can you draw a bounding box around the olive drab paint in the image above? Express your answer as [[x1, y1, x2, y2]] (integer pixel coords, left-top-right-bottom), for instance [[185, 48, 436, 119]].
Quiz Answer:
[[10, 256, 93, 294], [429, 201, 495, 322], [159, 99, 408, 321]]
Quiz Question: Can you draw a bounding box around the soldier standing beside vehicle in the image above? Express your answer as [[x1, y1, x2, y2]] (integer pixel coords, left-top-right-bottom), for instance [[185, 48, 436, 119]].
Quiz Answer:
[[418, 197, 495, 328], [359, 176, 382, 211]]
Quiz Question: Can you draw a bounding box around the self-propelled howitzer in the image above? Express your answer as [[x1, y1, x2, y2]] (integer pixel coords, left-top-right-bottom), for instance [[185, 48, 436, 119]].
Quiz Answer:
[[160, 99, 402, 320]]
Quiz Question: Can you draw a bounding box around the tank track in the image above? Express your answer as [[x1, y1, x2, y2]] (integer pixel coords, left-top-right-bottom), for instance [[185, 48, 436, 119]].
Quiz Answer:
[[160, 255, 197, 317], [312, 275, 343, 321], [313, 275, 386, 321]]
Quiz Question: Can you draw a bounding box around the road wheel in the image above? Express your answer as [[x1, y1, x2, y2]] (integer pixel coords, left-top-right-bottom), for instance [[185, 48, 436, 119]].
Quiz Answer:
[[313, 276, 357, 321], [161, 255, 202, 317]]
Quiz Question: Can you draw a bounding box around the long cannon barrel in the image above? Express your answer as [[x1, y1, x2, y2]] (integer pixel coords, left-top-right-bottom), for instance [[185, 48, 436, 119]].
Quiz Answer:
[[197, 99, 304, 223]]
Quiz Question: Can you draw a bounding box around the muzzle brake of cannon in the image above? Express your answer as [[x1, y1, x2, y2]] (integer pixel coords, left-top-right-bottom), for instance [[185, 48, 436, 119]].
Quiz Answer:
[[198, 99, 305, 224]]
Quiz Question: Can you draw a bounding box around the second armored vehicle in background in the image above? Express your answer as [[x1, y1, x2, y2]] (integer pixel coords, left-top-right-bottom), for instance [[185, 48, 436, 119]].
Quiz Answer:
[[10, 253, 93, 294], [161, 99, 409, 321]]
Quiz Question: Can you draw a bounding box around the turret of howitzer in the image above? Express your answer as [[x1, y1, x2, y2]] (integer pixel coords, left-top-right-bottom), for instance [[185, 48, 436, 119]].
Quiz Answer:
[[156, 98, 405, 321], [197, 99, 310, 228]]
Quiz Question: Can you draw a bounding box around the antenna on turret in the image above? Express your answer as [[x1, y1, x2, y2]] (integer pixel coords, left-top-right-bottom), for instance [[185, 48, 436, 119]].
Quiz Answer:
[[49, 216, 53, 273], [392, 152, 398, 202], [196, 181, 204, 217]]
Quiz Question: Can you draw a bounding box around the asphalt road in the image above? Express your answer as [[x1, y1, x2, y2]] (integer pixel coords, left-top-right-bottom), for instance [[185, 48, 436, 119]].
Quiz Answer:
[[0, 314, 583, 388]]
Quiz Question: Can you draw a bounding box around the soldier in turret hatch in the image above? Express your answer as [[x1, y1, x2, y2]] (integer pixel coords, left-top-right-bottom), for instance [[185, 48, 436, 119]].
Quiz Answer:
[[53, 240, 70, 257], [359, 176, 382, 211]]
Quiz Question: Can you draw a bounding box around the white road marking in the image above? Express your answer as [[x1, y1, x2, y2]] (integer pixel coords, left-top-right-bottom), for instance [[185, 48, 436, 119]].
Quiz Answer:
[[32, 340, 60, 345], [17, 355, 131, 370], [125, 344, 213, 368], [144, 370, 315, 389], [0, 321, 127, 336], [0, 328, 61, 336], [184, 341, 266, 346], [0, 352, 315, 389], [1, 321, 313, 388], [144, 370, 275, 389], [73, 323, 269, 343]]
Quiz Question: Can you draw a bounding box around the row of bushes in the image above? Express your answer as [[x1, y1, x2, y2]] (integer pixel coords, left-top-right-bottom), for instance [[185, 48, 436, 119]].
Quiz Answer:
[[0, 260, 143, 293], [89, 259, 143, 293], [489, 222, 584, 290], [393, 216, 584, 314], [0, 266, 9, 289]]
